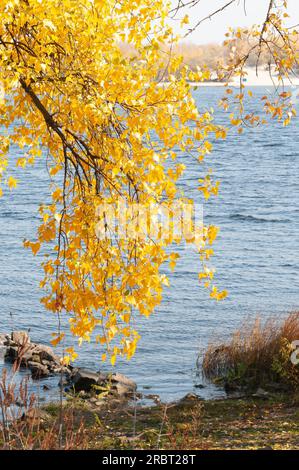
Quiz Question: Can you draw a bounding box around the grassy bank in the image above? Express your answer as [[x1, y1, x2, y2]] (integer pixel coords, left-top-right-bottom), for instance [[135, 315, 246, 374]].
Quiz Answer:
[[1, 380, 299, 450], [38, 391, 299, 450]]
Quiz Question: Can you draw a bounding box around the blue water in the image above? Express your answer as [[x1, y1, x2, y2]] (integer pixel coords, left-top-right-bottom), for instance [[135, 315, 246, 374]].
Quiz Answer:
[[0, 87, 298, 402]]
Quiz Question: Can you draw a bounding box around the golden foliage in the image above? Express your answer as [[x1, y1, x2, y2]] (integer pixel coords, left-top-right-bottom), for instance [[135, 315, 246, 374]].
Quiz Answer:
[[0, 0, 297, 364]]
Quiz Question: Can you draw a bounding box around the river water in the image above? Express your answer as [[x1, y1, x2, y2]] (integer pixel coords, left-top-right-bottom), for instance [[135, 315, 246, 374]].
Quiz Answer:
[[0, 86, 298, 402]]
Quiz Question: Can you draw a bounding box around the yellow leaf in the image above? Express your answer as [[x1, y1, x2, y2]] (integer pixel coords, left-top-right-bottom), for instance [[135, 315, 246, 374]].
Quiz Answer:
[[7, 176, 18, 190], [51, 332, 65, 347]]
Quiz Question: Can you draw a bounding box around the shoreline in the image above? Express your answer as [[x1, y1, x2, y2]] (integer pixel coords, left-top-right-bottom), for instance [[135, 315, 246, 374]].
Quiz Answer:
[[40, 389, 299, 450], [1, 330, 299, 449], [161, 67, 299, 87], [190, 81, 299, 87]]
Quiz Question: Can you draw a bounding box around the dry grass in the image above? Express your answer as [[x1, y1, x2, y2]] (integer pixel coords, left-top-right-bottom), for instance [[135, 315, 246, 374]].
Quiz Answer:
[[202, 312, 299, 390], [0, 354, 88, 449]]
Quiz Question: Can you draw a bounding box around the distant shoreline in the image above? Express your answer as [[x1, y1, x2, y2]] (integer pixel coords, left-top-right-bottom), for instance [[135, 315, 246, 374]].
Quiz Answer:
[[190, 80, 299, 88], [163, 66, 299, 88], [162, 79, 299, 88]]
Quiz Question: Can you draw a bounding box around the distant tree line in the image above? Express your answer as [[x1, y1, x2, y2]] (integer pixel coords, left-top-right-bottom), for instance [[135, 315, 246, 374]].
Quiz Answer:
[[121, 34, 299, 79]]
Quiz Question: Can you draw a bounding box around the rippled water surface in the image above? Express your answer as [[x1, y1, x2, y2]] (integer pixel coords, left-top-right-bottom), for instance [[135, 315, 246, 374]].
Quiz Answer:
[[0, 87, 298, 401]]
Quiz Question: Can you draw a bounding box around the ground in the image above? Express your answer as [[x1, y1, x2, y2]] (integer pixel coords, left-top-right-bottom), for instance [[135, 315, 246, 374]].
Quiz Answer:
[[43, 392, 299, 450]]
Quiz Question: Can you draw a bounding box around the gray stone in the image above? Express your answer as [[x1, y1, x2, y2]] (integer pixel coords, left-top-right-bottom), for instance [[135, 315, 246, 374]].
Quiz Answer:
[[145, 394, 161, 404], [72, 368, 100, 392], [252, 388, 270, 399], [0, 333, 7, 345], [31, 354, 41, 363], [94, 371, 137, 396], [1, 331, 73, 381], [97, 372, 109, 384], [109, 373, 137, 392], [0, 346, 6, 360], [20, 351, 34, 366], [11, 331, 30, 346], [53, 366, 70, 375], [5, 346, 18, 361], [41, 359, 53, 367], [31, 344, 59, 364], [114, 382, 135, 397], [179, 393, 202, 404], [28, 361, 50, 379]]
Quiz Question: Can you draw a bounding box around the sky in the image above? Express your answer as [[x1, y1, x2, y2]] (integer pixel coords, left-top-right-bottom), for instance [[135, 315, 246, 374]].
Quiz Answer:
[[170, 0, 299, 44]]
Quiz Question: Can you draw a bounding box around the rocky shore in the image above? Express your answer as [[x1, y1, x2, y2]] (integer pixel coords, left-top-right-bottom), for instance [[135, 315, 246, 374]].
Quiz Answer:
[[0, 330, 137, 401], [1, 333, 298, 450]]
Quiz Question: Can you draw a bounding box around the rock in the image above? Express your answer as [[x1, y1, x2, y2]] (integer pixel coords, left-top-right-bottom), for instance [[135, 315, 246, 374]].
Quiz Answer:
[[252, 388, 270, 399], [145, 394, 161, 404], [53, 366, 70, 375], [41, 359, 51, 365], [89, 397, 98, 403], [95, 401, 104, 407], [71, 369, 137, 396], [5, 344, 34, 365], [110, 372, 137, 390], [2, 331, 137, 402], [194, 384, 205, 389], [20, 351, 34, 366], [1, 331, 72, 382], [28, 361, 50, 379], [5, 346, 18, 361], [0, 333, 7, 345], [31, 344, 59, 364], [11, 331, 30, 346], [107, 372, 137, 396], [21, 408, 51, 425], [72, 368, 101, 392], [0, 346, 6, 360], [179, 393, 202, 404], [43, 384, 50, 391], [114, 382, 135, 397], [97, 372, 109, 384], [96, 372, 137, 397], [31, 354, 41, 363]]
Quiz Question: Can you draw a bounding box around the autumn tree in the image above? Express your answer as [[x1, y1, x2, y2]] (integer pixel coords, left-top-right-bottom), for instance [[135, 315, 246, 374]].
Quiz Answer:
[[0, 0, 297, 364]]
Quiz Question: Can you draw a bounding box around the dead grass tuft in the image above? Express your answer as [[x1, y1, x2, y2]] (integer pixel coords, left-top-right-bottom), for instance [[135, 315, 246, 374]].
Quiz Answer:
[[202, 312, 299, 390]]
